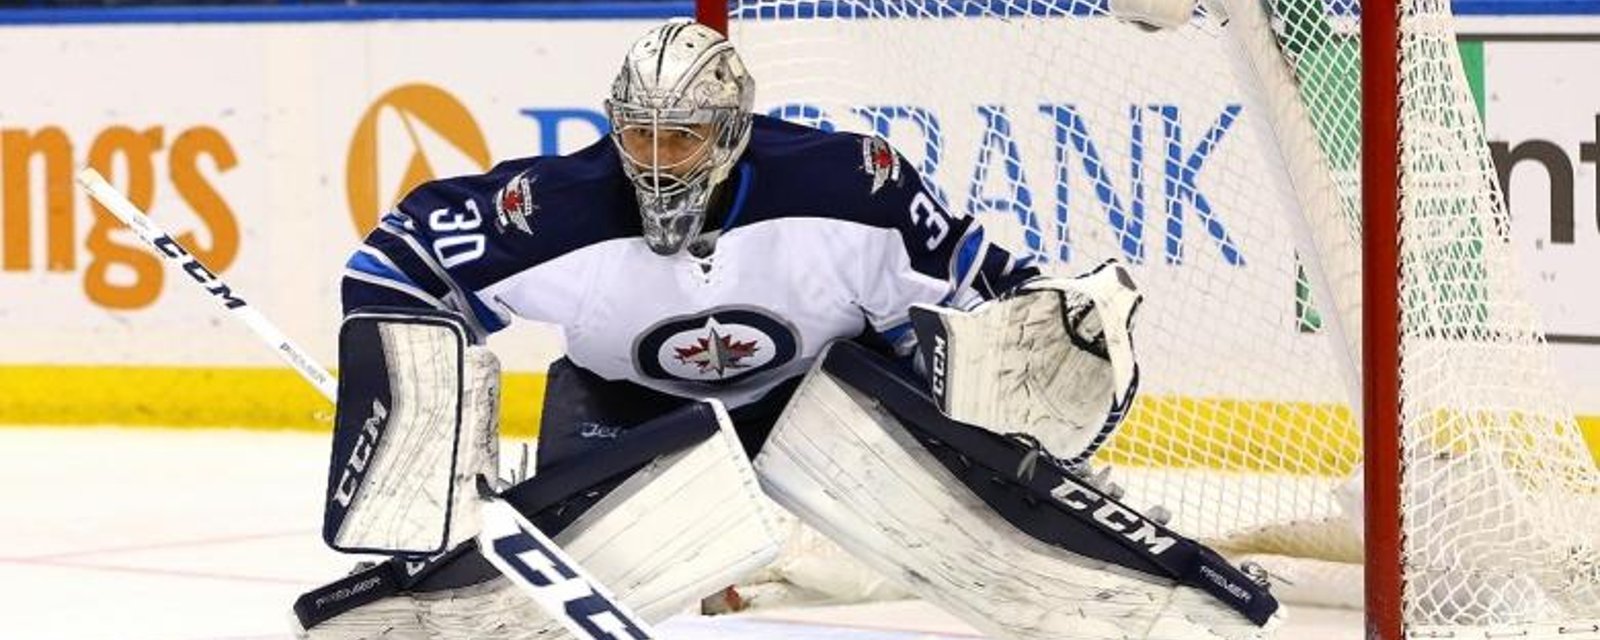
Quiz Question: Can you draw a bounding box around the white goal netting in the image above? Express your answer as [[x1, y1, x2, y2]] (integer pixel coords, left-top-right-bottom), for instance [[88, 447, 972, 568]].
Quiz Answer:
[[721, 0, 1600, 633]]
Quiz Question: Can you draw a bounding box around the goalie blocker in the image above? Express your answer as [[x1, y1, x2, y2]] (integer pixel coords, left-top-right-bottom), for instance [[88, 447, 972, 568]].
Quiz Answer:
[[323, 307, 500, 556], [756, 338, 1281, 640]]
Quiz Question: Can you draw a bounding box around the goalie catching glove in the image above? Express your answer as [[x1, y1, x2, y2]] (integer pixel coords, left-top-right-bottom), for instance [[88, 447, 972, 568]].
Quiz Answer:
[[910, 259, 1142, 465]]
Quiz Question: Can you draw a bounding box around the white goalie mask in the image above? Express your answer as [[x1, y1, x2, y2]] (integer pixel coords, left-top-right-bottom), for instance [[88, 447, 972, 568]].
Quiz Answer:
[[606, 19, 755, 255]]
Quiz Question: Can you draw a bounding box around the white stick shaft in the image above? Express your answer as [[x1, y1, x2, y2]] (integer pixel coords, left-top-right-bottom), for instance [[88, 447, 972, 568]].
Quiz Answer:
[[75, 168, 338, 402]]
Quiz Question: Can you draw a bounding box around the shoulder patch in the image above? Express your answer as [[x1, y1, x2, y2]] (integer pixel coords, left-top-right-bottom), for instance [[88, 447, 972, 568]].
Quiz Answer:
[[493, 169, 538, 235], [861, 136, 903, 194]]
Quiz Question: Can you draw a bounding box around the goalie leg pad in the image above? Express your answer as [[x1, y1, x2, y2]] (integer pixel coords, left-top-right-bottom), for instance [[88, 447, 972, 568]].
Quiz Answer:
[[296, 399, 784, 638], [755, 341, 1281, 640]]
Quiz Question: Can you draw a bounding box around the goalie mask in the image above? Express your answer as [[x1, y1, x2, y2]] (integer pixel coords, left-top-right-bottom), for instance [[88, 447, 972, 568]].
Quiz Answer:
[[606, 19, 755, 256]]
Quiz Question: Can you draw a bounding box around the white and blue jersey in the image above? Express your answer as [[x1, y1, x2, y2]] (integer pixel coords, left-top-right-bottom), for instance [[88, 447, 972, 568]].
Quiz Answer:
[[343, 115, 1036, 417]]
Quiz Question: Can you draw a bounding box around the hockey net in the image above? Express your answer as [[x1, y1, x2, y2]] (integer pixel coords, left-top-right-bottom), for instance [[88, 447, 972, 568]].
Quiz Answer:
[[708, 0, 1600, 635]]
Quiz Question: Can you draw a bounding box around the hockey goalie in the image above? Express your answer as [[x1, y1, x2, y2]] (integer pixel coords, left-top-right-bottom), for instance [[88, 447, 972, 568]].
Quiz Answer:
[[291, 18, 1283, 640]]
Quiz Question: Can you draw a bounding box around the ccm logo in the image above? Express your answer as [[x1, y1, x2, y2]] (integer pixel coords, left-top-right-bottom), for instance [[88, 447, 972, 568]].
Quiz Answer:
[[493, 525, 650, 639], [333, 399, 389, 507], [928, 334, 948, 402], [153, 236, 245, 309], [1050, 481, 1176, 555]]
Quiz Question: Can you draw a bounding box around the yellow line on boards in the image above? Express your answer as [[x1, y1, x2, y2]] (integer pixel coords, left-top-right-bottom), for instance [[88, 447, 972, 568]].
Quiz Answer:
[[1, 366, 1596, 468], [0, 366, 545, 438], [1101, 397, 1600, 470]]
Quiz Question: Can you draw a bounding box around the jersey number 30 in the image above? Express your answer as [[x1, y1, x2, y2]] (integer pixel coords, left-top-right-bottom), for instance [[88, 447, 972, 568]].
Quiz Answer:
[[428, 201, 486, 268]]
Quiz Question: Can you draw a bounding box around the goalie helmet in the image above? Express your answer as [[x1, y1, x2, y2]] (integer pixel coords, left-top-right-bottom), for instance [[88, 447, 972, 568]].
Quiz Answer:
[[606, 19, 755, 256]]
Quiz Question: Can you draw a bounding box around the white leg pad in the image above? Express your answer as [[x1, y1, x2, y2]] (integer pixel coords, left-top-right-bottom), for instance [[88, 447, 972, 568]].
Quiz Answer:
[[555, 401, 785, 622], [302, 401, 785, 639], [755, 362, 1283, 640]]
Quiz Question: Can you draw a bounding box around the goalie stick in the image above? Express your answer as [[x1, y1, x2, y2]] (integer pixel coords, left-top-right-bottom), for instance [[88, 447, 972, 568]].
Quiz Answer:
[[76, 169, 337, 401], [76, 168, 656, 640]]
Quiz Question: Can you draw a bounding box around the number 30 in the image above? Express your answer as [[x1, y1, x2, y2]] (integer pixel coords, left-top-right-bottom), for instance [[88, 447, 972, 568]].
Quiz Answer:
[[428, 201, 486, 268]]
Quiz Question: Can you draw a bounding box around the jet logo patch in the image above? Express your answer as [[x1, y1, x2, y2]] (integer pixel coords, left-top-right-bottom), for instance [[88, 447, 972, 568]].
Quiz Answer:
[[493, 170, 537, 235], [861, 136, 902, 194]]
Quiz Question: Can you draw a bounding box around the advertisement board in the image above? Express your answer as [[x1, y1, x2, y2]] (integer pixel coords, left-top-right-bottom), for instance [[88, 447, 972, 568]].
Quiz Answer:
[[1458, 17, 1600, 420]]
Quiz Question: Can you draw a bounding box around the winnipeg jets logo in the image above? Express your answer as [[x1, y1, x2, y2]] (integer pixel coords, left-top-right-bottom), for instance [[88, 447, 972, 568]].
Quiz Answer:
[[635, 307, 799, 384], [674, 320, 761, 376], [861, 136, 902, 194], [493, 170, 537, 235]]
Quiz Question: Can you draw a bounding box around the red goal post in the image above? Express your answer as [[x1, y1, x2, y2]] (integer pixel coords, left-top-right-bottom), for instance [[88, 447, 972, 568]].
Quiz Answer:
[[1363, 0, 1402, 637]]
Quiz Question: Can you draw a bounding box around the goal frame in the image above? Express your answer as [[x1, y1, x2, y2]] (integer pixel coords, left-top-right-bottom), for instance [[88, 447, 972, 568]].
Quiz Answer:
[[1362, 0, 1403, 639]]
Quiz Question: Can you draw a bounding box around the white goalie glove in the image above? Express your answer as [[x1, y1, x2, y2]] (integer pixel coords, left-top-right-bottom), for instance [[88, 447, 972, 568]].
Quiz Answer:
[[909, 259, 1142, 465]]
